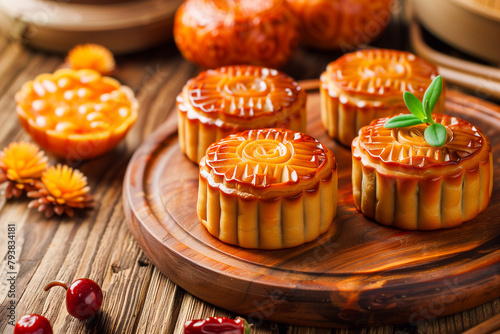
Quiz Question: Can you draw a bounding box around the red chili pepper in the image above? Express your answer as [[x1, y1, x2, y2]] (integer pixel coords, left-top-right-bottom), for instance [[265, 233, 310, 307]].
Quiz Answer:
[[184, 317, 250, 334]]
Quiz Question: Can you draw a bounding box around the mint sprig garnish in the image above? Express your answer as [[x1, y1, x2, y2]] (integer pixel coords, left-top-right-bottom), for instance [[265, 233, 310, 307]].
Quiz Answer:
[[384, 75, 446, 147]]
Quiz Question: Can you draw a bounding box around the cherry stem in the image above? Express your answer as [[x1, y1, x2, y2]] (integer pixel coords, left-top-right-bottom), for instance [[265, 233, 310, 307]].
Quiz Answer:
[[44, 280, 69, 291]]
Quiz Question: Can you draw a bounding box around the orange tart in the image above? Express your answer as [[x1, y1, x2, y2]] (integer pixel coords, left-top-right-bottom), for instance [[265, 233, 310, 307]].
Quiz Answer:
[[320, 49, 443, 146], [198, 128, 338, 249], [174, 0, 299, 69], [178, 65, 307, 163], [352, 114, 493, 230], [16, 69, 138, 160], [286, 0, 392, 50]]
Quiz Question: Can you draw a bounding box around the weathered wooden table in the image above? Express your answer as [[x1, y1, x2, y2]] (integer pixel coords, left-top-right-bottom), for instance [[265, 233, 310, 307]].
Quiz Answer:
[[0, 8, 499, 333]]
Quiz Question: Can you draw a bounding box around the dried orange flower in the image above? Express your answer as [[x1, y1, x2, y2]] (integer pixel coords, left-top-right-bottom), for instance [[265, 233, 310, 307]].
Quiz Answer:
[[67, 44, 116, 75], [0, 142, 48, 198], [28, 164, 94, 218]]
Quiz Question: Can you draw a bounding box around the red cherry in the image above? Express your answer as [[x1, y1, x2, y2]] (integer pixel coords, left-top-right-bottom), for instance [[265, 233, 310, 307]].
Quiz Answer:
[[185, 317, 250, 334], [15, 314, 53, 334], [44, 278, 103, 320], [66, 279, 103, 319]]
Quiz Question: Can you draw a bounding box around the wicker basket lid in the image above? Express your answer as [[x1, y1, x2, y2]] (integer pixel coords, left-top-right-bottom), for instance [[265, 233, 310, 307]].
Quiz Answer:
[[452, 0, 500, 21], [412, 0, 500, 64]]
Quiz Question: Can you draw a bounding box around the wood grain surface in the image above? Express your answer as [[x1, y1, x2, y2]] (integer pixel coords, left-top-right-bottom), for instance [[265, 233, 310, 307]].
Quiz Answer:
[[0, 2, 499, 332], [123, 87, 500, 328]]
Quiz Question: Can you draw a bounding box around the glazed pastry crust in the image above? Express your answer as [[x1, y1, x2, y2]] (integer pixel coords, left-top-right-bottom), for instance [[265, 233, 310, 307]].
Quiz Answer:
[[320, 49, 443, 146], [174, 0, 299, 69], [286, 0, 392, 50], [352, 114, 493, 230], [178, 65, 307, 163], [198, 128, 338, 249]]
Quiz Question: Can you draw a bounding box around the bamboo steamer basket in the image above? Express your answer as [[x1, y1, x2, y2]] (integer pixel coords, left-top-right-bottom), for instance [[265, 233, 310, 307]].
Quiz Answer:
[[0, 0, 183, 54], [412, 0, 500, 64]]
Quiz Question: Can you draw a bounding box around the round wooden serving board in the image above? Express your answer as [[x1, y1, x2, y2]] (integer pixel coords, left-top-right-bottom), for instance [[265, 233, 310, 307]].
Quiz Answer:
[[0, 0, 183, 54], [123, 87, 500, 327]]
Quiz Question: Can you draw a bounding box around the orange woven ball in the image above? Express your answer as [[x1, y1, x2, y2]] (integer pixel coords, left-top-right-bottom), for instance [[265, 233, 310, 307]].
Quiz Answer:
[[286, 0, 392, 50], [174, 0, 300, 69]]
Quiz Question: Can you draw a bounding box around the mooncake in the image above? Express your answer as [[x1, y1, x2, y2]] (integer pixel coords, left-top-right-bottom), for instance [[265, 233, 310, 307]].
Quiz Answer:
[[320, 49, 443, 146], [352, 114, 493, 230], [286, 0, 392, 50], [174, 0, 299, 69], [198, 128, 338, 249], [178, 65, 307, 163]]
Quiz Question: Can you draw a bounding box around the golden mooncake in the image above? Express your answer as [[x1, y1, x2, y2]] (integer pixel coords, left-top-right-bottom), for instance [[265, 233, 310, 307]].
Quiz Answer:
[[320, 49, 443, 146], [352, 114, 493, 230], [174, 0, 299, 69], [286, 0, 392, 50], [178, 65, 307, 163], [198, 128, 338, 249]]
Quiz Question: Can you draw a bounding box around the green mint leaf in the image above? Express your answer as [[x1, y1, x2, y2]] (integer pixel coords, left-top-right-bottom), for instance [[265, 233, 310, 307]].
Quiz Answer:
[[424, 123, 447, 147], [403, 91, 425, 120], [384, 114, 424, 128], [422, 75, 443, 116], [423, 99, 432, 121]]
